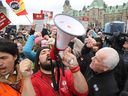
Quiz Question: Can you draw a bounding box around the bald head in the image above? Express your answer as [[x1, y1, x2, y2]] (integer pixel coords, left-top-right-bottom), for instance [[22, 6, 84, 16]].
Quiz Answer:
[[97, 47, 119, 70]]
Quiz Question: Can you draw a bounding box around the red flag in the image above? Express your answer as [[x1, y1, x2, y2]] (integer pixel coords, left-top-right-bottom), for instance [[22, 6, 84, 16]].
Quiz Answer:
[[33, 13, 44, 20], [6, 0, 27, 16], [0, 13, 11, 30]]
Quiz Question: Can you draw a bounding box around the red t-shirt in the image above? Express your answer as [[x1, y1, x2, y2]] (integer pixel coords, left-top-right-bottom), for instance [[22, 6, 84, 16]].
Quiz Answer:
[[31, 70, 88, 96]]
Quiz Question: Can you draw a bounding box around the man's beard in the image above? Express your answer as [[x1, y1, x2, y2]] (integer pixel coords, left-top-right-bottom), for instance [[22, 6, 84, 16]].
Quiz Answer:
[[40, 61, 57, 71]]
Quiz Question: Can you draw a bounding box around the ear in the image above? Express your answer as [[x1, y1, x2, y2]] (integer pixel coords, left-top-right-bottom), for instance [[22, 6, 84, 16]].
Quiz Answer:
[[103, 67, 109, 72]]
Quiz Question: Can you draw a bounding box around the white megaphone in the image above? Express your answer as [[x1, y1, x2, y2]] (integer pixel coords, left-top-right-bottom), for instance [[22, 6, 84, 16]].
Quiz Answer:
[[53, 14, 86, 50]]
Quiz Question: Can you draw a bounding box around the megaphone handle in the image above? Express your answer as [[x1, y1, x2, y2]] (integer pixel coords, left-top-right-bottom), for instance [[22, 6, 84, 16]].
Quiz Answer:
[[50, 45, 60, 60]]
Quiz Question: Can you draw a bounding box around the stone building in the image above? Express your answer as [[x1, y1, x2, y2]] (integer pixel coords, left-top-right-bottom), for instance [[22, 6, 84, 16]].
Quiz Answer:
[[0, 0, 7, 15], [62, 0, 128, 29]]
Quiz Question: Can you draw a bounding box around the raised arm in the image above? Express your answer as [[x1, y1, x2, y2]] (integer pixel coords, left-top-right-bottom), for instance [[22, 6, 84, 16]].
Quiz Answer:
[[62, 49, 88, 94], [19, 59, 36, 96], [23, 35, 36, 62]]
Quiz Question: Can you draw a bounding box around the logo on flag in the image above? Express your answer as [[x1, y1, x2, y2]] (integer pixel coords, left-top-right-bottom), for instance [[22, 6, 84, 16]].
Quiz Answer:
[[10, 1, 20, 10], [6, 0, 28, 16]]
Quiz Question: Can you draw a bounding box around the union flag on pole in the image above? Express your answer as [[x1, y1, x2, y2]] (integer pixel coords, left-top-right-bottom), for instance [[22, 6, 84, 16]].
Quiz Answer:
[[6, 0, 28, 16]]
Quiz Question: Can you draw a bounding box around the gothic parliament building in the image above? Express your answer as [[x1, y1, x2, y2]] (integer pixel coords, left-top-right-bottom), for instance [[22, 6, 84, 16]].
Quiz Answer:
[[62, 0, 128, 28], [0, 0, 128, 28]]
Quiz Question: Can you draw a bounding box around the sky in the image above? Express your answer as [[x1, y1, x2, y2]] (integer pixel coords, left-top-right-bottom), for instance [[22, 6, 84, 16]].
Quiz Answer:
[[1, 0, 128, 25]]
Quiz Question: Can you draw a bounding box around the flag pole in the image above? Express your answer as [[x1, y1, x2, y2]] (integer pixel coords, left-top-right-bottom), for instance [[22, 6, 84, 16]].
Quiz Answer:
[[25, 15, 32, 24]]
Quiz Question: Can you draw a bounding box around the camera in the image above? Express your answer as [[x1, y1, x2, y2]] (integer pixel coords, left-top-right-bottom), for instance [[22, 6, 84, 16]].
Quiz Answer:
[[103, 21, 128, 51]]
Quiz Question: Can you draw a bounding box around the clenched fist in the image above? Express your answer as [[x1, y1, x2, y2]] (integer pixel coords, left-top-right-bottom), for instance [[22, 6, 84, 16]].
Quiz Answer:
[[19, 59, 33, 78], [62, 48, 79, 68]]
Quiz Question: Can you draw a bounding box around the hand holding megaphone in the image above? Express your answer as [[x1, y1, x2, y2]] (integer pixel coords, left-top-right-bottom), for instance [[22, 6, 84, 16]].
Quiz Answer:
[[50, 14, 86, 60], [63, 48, 78, 65]]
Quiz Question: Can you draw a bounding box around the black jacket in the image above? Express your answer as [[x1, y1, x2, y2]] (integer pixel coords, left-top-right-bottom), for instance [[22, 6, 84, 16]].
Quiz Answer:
[[120, 78, 128, 96], [84, 67, 120, 96]]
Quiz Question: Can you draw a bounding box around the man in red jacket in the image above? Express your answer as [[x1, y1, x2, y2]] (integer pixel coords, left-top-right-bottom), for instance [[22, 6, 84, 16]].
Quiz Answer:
[[20, 46, 88, 96]]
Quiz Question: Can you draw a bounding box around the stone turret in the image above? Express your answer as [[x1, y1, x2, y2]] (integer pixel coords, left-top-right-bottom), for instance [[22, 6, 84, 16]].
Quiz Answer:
[[82, 6, 87, 11], [63, 0, 71, 13], [0, 1, 7, 15], [89, 0, 106, 9], [65, 0, 70, 6], [0, 0, 4, 6]]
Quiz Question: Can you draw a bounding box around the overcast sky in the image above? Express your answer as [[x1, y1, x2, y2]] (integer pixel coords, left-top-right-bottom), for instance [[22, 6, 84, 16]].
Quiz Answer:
[[1, 0, 128, 25]]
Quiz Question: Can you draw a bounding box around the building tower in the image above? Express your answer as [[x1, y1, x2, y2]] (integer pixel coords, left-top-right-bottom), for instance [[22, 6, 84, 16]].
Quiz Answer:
[[0, 0, 7, 15], [63, 0, 71, 14]]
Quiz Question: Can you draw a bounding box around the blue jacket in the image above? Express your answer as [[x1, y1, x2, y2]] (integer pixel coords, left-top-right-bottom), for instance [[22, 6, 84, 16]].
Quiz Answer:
[[23, 35, 36, 62]]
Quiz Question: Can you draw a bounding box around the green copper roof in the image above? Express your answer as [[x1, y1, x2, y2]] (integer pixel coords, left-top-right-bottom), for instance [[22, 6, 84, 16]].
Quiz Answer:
[[89, 0, 106, 9], [0, 1, 4, 7], [63, 0, 128, 17], [105, 2, 128, 14]]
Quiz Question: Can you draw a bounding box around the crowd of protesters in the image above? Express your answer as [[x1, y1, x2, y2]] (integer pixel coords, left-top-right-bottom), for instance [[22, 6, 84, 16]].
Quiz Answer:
[[0, 21, 128, 96]]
